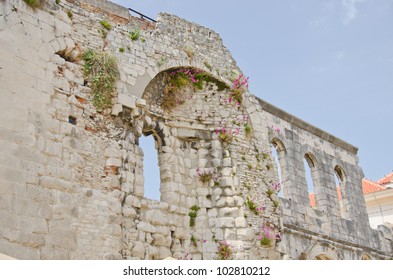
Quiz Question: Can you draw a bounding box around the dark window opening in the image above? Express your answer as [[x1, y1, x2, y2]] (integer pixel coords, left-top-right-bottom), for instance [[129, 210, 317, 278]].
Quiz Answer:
[[68, 116, 77, 125]]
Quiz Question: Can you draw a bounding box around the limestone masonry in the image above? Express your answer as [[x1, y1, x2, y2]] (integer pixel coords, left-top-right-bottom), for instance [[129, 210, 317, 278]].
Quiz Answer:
[[0, 0, 392, 260]]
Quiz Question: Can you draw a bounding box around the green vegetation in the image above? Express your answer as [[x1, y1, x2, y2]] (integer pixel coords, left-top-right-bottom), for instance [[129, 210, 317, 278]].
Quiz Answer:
[[204, 61, 212, 71], [98, 29, 108, 39], [119, 47, 125, 53], [100, 20, 112, 30], [82, 49, 120, 111], [23, 0, 41, 8], [129, 29, 140, 41], [162, 67, 229, 111], [273, 200, 279, 209], [260, 236, 272, 247], [157, 57, 167, 67], [245, 197, 259, 215], [245, 124, 252, 138], [67, 10, 73, 18], [190, 235, 198, 247], [217, 241, 233, 260], [55, 0, 61, 4], [266, 164, 272, 170], [188, 205, 201, 227]]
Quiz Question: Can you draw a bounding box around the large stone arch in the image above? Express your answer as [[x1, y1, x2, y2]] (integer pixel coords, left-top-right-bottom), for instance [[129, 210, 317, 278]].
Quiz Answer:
[[132, 62, 232, 100], [301, 241, 342, 260]]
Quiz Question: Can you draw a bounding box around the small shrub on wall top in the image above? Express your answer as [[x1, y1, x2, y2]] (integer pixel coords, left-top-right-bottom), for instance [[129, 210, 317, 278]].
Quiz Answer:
[[82, 49, 120, 111]]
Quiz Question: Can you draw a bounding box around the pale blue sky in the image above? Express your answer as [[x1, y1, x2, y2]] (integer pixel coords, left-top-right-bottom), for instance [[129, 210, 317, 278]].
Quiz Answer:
[[113, 0, 393, 188]]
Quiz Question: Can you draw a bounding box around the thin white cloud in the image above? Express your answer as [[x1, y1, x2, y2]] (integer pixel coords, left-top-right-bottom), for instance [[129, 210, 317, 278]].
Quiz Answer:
[[342, 0, 365, 24]]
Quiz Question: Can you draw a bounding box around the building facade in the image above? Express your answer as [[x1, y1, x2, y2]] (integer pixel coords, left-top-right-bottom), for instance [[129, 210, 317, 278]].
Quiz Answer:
[[0, 0, 392, 259]]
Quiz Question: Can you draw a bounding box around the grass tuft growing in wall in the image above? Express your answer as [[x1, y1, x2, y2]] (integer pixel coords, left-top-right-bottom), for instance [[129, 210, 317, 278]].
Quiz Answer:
[[23, 0, 42, 8], [82, 49, 120, 111], [100, 20, 112, 30], [129, 29, 140, 41]]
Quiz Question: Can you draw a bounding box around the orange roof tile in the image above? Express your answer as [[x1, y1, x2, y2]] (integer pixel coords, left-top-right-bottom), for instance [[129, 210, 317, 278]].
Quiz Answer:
[[309, 193, 315, 207], [309, 179, 384, 207], [362, 178, 385, 194], [377, 172, 393, 185]]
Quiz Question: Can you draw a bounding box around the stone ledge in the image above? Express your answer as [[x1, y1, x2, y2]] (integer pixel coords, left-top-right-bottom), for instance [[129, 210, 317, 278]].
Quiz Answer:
[[257, 97, 359, 154], [79, 0, 131, 19]]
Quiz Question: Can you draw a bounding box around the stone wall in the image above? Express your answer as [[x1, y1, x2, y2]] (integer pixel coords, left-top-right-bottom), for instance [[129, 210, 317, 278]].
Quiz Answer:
[[0, 0, 392, 259]]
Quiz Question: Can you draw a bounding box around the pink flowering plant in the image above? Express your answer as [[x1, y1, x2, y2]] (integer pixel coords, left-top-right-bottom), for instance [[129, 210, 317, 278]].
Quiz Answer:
[[196, 168, 220, 184], [216, 126, 240, 144], [267, 182, 281, 197], [272, 182, 281, 192], [245, 197, 266, 215], [217, 240, 233, 260], [163, 68, 228, 111], [259, 225, 275, 247], [228, 74, 249, 106], [270, 125, 282, 137], [162, 68, 202, 110]]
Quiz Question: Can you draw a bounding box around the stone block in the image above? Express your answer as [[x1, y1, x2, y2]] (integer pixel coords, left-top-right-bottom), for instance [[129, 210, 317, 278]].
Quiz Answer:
[[18, 216, 48, 234], [49, 229, 77, 251], [235, 217, 247, 227], [220, 177, 233, 187], [224, 228, 237, 239], [237, 228, 255, 241], [145, 210, 168, 226], [216, 217, 235, 228], [161, 192, 179, 205], [137, 221, 156, 233], [118, 94, 136, 109], [125, 195, 141, 208], [123, 206, 137, 218], [219, 207, 239, 218], [131, 241, 145, 259], [177, 128, 196, 138], [40, 176, 73, 192], [152, 233, 167, 246], [159, 246, 172, 259]]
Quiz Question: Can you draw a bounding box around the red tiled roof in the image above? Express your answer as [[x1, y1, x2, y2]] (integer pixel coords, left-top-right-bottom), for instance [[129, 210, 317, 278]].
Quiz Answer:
[[377, 172, 393, 185], [362, 178, 385, 194], [309, 179, 385, 207], [309, 193, 315, 207]]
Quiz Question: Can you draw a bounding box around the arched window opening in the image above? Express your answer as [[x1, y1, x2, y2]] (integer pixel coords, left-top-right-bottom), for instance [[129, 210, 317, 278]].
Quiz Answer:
[[315, 254, 334, 260], [271, 138, 286, 198], [140, 134, 161, 201], [304, 153, 317, 208], [271, 144, 282, 197], [334, 165, 346, 218]]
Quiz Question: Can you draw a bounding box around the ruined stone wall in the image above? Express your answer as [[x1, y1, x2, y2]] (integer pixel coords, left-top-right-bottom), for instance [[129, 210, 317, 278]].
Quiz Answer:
[[0, 0, 391, 260], [244, 97, 393, 259]]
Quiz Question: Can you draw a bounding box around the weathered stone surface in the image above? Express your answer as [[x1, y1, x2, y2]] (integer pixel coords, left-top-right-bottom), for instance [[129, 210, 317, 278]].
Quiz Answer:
[[0, 0, 391, 262]]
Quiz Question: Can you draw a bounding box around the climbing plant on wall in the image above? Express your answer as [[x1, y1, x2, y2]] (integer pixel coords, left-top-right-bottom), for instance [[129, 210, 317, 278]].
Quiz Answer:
[[82, 49, 120, 111]]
